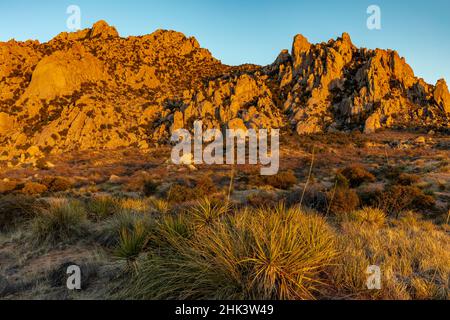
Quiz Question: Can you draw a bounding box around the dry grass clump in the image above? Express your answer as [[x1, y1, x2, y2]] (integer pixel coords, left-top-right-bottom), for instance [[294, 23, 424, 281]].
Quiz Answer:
[[149, 198, 171, 214], [344, 207, 386, 228], [119, 198, 150, 213], [86, 195, 120, 221], [329, 212, 450, 300], [165, 183, 202, 203], [122, 204, 337, 300], [31, 198, 89, 245], [245, 170, 298, 190], [396, 173, 421, 186]]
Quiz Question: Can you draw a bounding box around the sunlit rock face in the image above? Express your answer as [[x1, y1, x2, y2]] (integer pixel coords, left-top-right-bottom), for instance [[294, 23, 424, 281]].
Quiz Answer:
[[0, 21, 448, 164]]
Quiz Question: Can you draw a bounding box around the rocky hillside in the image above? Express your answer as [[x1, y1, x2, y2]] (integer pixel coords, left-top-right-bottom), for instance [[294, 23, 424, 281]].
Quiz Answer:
[[0, 21, 449, 165]]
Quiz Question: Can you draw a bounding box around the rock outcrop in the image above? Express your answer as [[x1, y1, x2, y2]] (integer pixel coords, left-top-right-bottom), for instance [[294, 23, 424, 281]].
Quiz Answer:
[[0, 21, 448, 165]]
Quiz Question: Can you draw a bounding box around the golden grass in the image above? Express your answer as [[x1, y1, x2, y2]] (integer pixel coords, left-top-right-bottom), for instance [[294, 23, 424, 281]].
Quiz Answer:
[[329, 211, 450, 300], [344, 207, 386, 228], [122, 204, 337, 300]]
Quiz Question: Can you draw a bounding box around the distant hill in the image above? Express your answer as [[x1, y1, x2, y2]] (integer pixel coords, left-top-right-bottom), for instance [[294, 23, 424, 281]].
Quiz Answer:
[[0, 20, 449, 165]]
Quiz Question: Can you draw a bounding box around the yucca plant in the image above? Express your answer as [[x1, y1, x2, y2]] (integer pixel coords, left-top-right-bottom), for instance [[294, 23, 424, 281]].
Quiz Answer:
[[97, 210, 152, 247], [346, 207, 386, 227], [149, 214, 193, 250], [115, 221, 149, 271], [150, 198, 171, 214], [189, 197, 230, 229]]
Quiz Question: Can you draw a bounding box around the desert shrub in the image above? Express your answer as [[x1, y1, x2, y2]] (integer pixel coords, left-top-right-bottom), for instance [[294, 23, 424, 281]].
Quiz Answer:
[[0, 195, 37, 232], [263, 170, 298, 190], [284, 185, 328, 212], [142, 180, 158, 197], [327, 187, 360, 216], [373, 185, 435, 216], [340, 166, 376, 188], [122, 204, 337, 300], [335, 173, 350, 189], [166, 183, 201, 203], [21, 182, 48, 195], [86, 196, 120, 221], [247, 191, 278, 208], [0, 180, 20, 194], [246, 170, 298, 190], [41, 176, 73, 192], [396, 173, 420, 186], [31, 199, 89, 245], [34, 158, 50, 170], [195, 176, 217, 194], [345, 207, 386, 227]]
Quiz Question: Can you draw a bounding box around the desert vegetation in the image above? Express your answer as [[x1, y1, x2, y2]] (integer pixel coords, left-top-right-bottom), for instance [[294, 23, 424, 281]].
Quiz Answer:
[[1, 131, 449, 300]]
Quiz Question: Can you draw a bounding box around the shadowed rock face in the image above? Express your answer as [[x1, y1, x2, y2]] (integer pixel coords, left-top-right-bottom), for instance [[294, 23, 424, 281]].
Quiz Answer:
[[0, 21, 448, 164]]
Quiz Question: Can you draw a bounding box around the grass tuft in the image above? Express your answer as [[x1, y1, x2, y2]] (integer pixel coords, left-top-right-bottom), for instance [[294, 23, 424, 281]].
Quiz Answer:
[[31, 198, 89, 245]]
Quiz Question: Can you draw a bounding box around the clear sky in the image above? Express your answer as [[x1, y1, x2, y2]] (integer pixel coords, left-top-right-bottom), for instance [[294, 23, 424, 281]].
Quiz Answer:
[[1, 0, 449, 84]]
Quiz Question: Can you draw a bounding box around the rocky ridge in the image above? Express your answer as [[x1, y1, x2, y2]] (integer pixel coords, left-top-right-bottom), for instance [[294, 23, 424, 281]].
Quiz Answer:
[[0, 21, 448, 165]]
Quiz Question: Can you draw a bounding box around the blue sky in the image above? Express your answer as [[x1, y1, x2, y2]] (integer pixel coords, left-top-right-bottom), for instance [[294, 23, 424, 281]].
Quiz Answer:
[[0, 0, 449, 84]]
